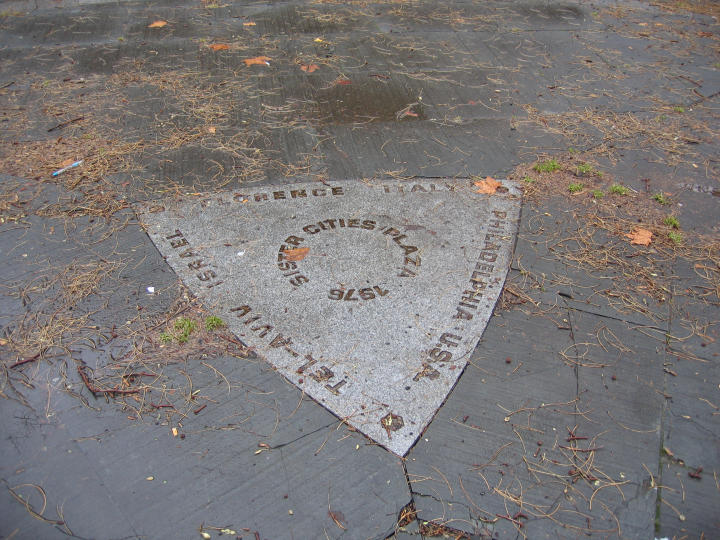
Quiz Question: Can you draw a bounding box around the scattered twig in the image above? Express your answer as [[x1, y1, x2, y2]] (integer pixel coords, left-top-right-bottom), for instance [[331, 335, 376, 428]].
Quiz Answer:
[[77, 365, 141, 397], [47, 116, 84, 132], [9, 353, 40, 369]]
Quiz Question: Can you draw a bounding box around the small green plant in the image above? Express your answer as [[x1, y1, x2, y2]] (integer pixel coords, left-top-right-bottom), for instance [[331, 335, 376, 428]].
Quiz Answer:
[[160, 332, 173, 344], [568, 147, 577, 154], [653, 192, 670, 205], [576, 163, 601, 177], [174, 317, 197, 343], [568, 182, 584, 193], [609, 184, 630, 195], [592, 190, 604, 199], [523, 176, 536, 184], [668, 231, 683, 244], [673, 106, 685, 113], [656, 114, 667, 122], [663, 215, 680, 229], [205, 315, 225, 331], [533, 158, 561, 173]]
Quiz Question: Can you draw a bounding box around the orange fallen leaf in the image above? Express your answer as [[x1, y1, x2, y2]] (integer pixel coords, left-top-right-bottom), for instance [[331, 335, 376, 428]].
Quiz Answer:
[[300, 63, 319, 73], [207, 126, 216, 134], [336, 78, 352, 85], [625, 228, 653, 246], [474, 176, 502, 194], [209, 43, 229, 51], [243, 22, 256, 26], [283, 247, 310, 262], [148, 20, 167, 28], [244, 56, 271, 66]]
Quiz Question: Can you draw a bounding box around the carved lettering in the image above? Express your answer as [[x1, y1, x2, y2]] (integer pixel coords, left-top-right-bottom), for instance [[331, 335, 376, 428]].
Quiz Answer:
[[179, 248, 198, 258], [251, 324, 273, 338], [325, 379, 346, 395], [439, 333, 461, 347], [197, 270, 217, 281], [329, 286, 389, 301], [428, 348, 452, 363], [170, 238, 189, 248], [269, 334, 292, 348], [165, 230, 222, 289], [297, 354, 317, 374], [310, 366, 334, 382], [413, 362, 440, 382], [188, 259, 207, 270], [230, 305, 251, 317]]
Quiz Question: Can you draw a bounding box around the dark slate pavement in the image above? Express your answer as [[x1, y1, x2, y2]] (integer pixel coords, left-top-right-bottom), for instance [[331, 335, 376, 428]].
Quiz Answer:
[[1, 1, 719, 539]]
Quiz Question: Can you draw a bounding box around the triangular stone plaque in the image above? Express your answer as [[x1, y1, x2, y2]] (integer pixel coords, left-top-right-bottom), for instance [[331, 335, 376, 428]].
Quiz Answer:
[[138, 178, 520, 455]]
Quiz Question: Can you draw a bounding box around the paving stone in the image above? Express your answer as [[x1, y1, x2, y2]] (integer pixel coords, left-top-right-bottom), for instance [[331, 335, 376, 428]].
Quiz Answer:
[[0, 204, 177, 349], [659, 291, 720, 539], [139, 178, 521, 455], [72, 356, 409, 540], [320, 121, 560, 180], [511, 200, 671, 327], [668, 295, 720, 365], [0, 363, 137, 540], [2, 348, 410, 539], [567, 309, 665, 539], [659, 461, 720, 539], [387, 518, 421, 539], [407, 304, 579, 538]]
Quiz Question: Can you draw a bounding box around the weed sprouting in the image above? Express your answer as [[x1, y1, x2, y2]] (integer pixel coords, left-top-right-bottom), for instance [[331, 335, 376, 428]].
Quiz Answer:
[[205, 315, 225, 331], [576, 163, 601, 176], [653, 193, 670, 205], [173, 317, 197, 343], [668, 231, 683, 244], [663, 216, 680, 229], [533, 158, 561, 173]]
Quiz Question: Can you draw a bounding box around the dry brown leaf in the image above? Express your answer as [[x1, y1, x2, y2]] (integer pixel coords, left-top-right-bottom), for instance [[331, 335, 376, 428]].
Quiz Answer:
[[300, 63, 319, 73], [206, 126, 216, 134], [283, 247, 310, 262], [147, 20, 167, 28], [625, 228, 653, 246], [209, 43, 229, 51], [0, 338, 8, 346], [244, 56, 271, 67], [59, 158, 75, 168], [474, 176, 501, 194]]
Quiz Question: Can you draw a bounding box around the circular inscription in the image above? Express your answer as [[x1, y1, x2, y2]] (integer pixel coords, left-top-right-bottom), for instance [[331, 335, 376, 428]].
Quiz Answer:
[[275, 217, 422, 295]]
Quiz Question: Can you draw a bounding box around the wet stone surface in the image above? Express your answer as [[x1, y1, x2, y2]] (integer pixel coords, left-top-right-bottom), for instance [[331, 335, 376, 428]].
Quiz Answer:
[[139, 178, 520, 455]]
